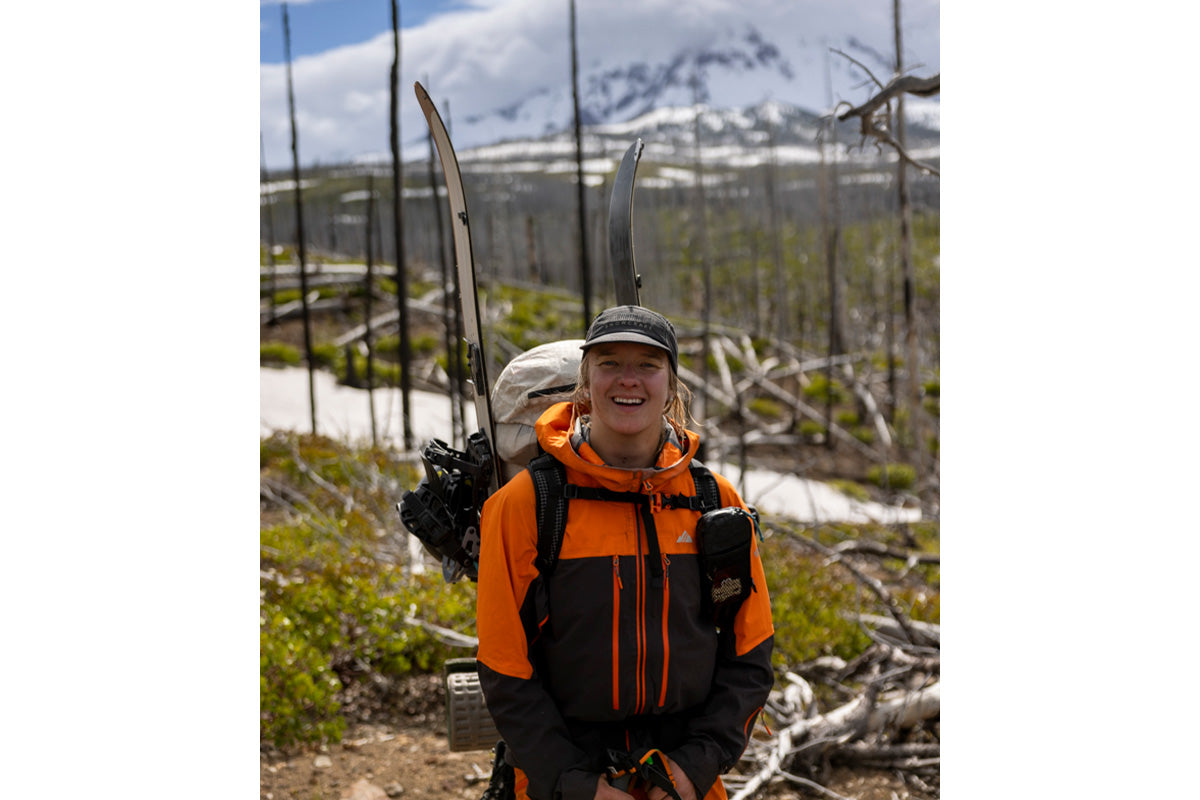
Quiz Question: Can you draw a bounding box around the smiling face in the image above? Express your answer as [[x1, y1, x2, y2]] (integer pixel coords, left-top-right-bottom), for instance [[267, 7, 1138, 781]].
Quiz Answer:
[[580, 341, 672, 465]]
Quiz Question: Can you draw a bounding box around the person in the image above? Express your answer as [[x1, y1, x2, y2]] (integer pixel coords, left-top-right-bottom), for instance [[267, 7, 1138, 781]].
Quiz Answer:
[[475, 305, 775, 800]]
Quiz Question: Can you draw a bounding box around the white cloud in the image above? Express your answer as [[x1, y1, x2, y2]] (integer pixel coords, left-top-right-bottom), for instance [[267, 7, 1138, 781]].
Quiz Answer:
[[259, 0, 939, 169]]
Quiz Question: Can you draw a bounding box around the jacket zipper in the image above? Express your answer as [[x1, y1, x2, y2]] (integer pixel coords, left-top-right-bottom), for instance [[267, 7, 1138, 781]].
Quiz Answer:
[[611, 555, 622, 711], [634, 507, 647, 714], [658, 553, 671, 707]]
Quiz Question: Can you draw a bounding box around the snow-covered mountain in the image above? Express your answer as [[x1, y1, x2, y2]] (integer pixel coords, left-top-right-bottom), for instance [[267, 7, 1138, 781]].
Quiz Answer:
[[451, 96, 939, 182], [259, 0, 940, 171]]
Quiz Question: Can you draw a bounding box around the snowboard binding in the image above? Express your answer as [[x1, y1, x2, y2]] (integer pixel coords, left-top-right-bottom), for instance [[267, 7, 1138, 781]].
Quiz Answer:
[[398, 431, 495, 583]]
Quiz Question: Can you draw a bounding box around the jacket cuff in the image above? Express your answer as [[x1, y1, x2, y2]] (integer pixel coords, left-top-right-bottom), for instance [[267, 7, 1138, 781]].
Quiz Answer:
[[558, 769, 603, 800], [667, 742, 720, 800]]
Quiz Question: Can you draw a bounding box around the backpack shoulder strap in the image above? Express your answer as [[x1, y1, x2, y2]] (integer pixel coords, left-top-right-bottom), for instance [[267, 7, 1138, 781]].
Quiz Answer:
[[527, 452, 570, 576], [688, 460, 722, 512]]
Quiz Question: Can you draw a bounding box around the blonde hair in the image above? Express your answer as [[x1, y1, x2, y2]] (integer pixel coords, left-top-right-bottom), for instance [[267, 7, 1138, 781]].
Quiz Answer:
[[572, 349, 694, 428]]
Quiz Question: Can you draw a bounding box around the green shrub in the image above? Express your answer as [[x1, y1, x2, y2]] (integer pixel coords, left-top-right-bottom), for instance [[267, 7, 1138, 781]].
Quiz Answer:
[[798, 420, 825, 439], [865, 462, 917, 491], [346, 356, 402, 387], [747, 397, 784, 420], [262, 244, 295, 264], [412, 333, 440, 357], [850, 426, 876, 445], [260, 522, 476, 747], [310, 343, 339, 370], [760, 521, 940, 670], [835, 410, 860, 427], [828, 480, 870, 502], [260, 435, 466, 749], [802, 373, 849, 405], [261, 341, 302, 366], [375, 335, 400, 356], [760, 536, 873, 667]]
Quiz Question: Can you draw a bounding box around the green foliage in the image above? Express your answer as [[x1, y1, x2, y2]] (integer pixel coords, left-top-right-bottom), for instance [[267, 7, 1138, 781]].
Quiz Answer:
[[798, 420, 825, 439], [343, 353, 402, 387], [261, 341, 302, 366], [411, 333, 440, 357], [865, 462, 917, 491], [261, 244, 295, 265], [759, 521, 941, 672], [311, 343, 339, 369], [835, 410, 860, 427], [851, 426, 876, 445], [760, 535, 873, 666], [374, 334, 400, 356], [260, 433, 470, 749], [828, 480, 870, 502], [802, 373, 849, 405], [490, 285, 576, 351], [922, 377, 940, 418], [747, 397, 785, 421]]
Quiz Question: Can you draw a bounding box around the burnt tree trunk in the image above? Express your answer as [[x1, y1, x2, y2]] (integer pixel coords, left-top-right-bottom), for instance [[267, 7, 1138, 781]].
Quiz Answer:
[[390, 0, 414, 450], [282, 2, 317, 435], [365, 173, 378, 446], [568, 0, 592, 331]]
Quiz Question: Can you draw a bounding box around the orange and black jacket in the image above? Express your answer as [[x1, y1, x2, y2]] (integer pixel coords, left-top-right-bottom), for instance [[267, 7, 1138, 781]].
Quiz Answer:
[[476, 402, 775, 800]]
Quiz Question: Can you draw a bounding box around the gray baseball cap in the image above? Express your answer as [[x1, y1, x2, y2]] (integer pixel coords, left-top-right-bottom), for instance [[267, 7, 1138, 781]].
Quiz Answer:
[[581, 305, 678, 372]]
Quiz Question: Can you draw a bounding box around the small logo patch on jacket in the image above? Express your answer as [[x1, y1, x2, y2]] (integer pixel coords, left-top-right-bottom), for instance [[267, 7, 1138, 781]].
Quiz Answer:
[[676, 531, 693, 543]]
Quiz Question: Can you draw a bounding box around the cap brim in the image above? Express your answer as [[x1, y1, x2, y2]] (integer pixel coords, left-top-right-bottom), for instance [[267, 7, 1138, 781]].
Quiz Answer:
[[581, 332, 672, 352]]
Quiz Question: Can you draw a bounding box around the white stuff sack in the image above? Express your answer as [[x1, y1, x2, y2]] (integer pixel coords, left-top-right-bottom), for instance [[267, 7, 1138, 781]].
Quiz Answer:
[[491, 339, 584, 483]]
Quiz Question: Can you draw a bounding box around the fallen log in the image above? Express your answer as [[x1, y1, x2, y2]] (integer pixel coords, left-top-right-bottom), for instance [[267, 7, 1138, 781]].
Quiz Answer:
[[731, 682, 940, 800]]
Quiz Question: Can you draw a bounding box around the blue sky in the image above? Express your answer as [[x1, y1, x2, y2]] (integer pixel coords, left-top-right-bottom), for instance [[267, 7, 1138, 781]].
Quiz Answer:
[[260, 0, 466, 63]]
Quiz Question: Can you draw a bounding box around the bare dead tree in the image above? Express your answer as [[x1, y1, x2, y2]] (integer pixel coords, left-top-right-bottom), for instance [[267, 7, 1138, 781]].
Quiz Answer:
[[763, 115, 786, 343], [826, 9, 940, 490], [282, 1, 317, 435], [365, 173, 378, 446], [568, 0, 593, 331], [390, 0, 414, 451], [818, 50, 846, 450], [260, 132, 280, 327], [836, 71, 940, 177], [691, 74, 713, 458]]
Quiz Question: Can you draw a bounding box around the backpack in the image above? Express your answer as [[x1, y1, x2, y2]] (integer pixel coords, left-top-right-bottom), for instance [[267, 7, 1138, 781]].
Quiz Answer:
[[399, 340, 584, 582]]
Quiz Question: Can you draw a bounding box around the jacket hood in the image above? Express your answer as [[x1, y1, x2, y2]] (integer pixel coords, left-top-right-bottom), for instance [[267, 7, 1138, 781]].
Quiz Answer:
[[534, 402, 700, 492]]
